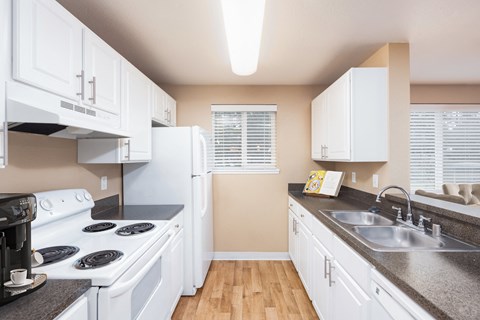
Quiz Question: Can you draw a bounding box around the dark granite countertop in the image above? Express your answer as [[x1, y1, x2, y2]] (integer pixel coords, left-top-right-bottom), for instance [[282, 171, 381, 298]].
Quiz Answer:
[[0, 279, 91, 320], [92, 204, 184, 221], [289, 189, 480, 320]]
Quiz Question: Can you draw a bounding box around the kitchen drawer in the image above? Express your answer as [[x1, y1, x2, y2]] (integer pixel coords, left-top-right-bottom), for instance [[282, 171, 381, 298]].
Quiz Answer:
[[311, 216, 333, 252], [296, 205, 312, 230], [333, 235, 371, 292], [288, 197, 299, 215]]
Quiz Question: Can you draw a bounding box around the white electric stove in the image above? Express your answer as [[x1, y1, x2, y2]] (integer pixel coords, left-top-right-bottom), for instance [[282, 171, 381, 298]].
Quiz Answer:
[[31, 189, 179, 320]]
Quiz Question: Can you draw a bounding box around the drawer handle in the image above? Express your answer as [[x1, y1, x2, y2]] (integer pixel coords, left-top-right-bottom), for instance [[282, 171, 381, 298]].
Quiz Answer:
[[300, 214, 304, 218], [175, 224, 180, 228]]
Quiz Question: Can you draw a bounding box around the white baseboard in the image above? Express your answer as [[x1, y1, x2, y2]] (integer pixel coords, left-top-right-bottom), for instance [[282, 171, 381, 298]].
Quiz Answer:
[[213, 252, 290, 260]]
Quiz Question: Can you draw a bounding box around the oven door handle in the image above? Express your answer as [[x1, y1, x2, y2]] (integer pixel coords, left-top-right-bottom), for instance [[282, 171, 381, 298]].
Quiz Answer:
[[108, 229, 175, 298]]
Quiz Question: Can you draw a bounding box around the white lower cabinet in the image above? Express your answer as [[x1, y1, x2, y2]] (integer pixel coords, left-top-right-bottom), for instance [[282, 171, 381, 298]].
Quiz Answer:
[[288, 210, 297, 268], [54, 288, 97, 320], [297, 219, 312, 298], [311, 235, 332, 320], [288, 199, 312, 298], [332, 261, 371, 320], [290, 196, 435, 320]]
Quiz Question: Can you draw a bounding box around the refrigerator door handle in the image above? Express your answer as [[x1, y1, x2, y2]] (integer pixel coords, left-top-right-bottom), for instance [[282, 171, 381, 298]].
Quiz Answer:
[[201, 175, 208, 218], [200, 134, 208, 174]]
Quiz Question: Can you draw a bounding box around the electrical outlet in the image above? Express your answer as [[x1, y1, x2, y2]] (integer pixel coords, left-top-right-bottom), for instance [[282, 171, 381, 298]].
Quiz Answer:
[[372, 174, 379, 188], [101, 176, 108, 191], [352, 172, 356, 183]]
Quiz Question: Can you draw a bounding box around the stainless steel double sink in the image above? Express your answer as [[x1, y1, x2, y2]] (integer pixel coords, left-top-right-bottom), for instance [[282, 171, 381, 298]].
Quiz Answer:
[[321, 210, 480, 252]]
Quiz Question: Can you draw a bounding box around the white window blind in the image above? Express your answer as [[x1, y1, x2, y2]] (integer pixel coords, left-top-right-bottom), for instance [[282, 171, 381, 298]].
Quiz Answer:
[[211, 105, 278, 173], [410, 105, 480, 192]]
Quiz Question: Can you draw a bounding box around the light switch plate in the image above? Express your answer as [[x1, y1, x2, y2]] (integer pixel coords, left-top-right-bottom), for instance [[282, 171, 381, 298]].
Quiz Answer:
[[372, 174, 379, 188], [101, 176, 108, 190], [352, 172, 356, 183]]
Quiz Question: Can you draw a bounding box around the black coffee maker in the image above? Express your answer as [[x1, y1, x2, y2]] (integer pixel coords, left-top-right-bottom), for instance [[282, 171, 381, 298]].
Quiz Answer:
[[0, 193, 38, 305]]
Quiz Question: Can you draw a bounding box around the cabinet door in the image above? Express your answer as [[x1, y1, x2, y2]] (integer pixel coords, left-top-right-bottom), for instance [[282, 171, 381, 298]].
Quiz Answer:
[[297, 220, 312, 298], [311, 93, 327, 160], [121, 61, 152, 162], [152, 85, 166, 125], [288, 211, 297, 268], [169, 229, 184, 314], [332, 261, 370, 320], [83, 29, 122, 115], [311, 236, 332, 320], [326, 72, 351, 160], [13, 0, 83, 100], [0, 0, 7, 168], [166, 94, 177, 126]]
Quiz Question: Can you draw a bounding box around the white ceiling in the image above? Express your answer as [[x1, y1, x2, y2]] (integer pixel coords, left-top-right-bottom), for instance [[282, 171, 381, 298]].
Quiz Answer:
[[58, 0, 480, 86]]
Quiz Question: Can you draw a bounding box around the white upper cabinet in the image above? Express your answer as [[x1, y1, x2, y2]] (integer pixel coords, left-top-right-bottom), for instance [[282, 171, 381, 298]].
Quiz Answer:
[[311, 93, 328, 160], [121, 60, 152, 162], [77, 60, 152, 163], [83, 30, 122, 115], [0, 0, 8, 168], [13, 0, 83, 100], [311, 67, 388, 162], [13, 0, 122, 115], [152, 85, 176, 127]]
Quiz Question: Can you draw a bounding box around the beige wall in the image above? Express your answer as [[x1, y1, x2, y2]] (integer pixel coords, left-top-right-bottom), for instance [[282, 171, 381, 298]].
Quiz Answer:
[[411, 85, 480, 103], [163, 85, 330, 252], [0, 132, 122, 201], [335, 43, 411, 193]]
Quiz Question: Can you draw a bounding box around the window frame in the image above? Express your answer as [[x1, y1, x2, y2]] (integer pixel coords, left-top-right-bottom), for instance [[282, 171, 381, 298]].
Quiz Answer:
[[211, 104, 279, 174], [410, 103, 480, 192]]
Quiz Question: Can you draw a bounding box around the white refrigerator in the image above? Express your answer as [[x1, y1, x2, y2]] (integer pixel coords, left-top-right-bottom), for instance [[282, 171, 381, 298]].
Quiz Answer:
[[123, 126, 213, 296]]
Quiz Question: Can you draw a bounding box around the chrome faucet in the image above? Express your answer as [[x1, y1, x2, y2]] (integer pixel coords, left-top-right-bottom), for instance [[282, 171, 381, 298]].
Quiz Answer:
[[376, 185, 414, 225]]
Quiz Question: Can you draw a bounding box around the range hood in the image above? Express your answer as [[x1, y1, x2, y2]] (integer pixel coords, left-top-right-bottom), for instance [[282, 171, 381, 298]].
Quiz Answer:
[[6, 81, 130, 139]]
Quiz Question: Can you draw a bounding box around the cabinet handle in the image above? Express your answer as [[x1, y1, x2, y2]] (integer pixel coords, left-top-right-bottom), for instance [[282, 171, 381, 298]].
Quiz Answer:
[[300, 213, 304, 218], [326, 258, 335, 287], [124, 140, 131, 160], [88, 76, 97, 104], [76, 70, 85, 100], [323, 255, 328, 279]]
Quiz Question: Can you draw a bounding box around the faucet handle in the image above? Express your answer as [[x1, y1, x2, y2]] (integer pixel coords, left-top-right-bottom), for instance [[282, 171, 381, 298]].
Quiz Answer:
[[417, 215, 432, 229], [392, 206, 402, 220]]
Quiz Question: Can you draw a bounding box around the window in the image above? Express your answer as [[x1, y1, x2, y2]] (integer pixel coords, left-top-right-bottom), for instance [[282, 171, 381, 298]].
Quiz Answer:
[[211, 105, 278, 173], [410, 104, 480, 192]]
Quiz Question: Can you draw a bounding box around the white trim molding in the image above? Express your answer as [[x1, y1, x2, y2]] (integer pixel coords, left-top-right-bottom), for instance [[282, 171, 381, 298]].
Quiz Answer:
[[214, 252, 290, 260]]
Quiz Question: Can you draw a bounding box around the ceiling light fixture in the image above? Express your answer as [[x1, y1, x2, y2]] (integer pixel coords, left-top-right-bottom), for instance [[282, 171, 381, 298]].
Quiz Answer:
[[221, 0, 266, 76]]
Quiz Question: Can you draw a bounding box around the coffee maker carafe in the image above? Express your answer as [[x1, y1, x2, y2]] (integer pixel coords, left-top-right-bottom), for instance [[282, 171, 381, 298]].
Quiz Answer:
[[0, 193, 37, 305]]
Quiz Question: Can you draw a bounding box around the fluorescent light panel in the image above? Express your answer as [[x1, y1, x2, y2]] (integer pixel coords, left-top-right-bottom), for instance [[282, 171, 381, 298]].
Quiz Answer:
[[221, 0, 266, 76]]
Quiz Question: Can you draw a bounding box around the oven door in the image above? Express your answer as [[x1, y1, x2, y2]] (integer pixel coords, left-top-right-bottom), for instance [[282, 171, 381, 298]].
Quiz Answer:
[[97, 230, 175, 320]]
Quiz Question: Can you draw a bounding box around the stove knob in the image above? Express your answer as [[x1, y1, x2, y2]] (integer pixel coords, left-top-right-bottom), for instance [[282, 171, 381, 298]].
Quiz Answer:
[[40, 199, 53, 211], [84, 192, 92, 201], [75, 194, 84, 202]]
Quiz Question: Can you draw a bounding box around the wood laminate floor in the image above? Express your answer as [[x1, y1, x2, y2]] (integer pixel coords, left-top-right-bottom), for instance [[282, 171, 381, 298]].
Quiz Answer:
[[172, 260, 319, 320]]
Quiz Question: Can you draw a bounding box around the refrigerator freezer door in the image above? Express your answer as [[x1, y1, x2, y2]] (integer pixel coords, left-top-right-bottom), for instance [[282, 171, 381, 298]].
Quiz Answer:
[[192, 172, 213, 288]]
